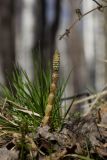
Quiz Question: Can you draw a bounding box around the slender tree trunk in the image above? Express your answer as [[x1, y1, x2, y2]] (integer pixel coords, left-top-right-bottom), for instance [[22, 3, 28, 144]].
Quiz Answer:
[[104, 9, 107, 83], [68, 0, 87, 94], [33, 0, 61, 69], [33, 0, 46, 68], [48, 0, 61, 61], [0, 0, 15, 87]]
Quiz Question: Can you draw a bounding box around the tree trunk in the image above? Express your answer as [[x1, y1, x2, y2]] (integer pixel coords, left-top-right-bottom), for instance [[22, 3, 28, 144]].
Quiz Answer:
[[33, 0, 61, 69], [33, 0, 46, 69], [104, 9, 107, 83], [47, 0, 61, 62], [0, 0, 15, 87]]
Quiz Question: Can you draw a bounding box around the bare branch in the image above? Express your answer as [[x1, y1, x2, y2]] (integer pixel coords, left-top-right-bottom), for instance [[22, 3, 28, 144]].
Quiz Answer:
[[59, 5, 107, 40]]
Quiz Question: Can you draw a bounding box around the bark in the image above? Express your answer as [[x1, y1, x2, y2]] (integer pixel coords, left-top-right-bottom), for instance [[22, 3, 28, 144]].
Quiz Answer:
[[33, 0, 46, 68], [0, 0, 15, 87], [33, 0, 61, 69], [47, 0, 61, 61], [68, 0, 87, 94], [104, 9, 107, 83]]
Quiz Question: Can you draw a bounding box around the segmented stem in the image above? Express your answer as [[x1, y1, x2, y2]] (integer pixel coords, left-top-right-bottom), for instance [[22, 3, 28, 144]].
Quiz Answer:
[[41, 50, 60, 126]]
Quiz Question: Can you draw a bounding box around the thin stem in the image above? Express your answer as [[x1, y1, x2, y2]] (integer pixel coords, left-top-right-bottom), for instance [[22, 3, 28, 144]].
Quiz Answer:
[[73, 90, 107, 106], [92, 0, 102, 7], [59, 5, 107, 40], [1, 97, 7, 113]]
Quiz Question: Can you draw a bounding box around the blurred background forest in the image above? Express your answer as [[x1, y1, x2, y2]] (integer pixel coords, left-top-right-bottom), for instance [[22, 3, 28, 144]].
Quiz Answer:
[[0, 0, 107, 101]]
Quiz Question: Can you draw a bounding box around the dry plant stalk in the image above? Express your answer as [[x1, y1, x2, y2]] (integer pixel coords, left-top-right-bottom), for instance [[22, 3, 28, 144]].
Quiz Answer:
[[73, 90, 107, 106], [44, 148, 67, 160], [59, 4, 107, 40], [41, 50, 60, 126]]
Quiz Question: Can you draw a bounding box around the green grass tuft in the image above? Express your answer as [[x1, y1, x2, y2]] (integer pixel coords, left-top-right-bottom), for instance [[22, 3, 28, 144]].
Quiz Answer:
[[0, 61, 70, 134]]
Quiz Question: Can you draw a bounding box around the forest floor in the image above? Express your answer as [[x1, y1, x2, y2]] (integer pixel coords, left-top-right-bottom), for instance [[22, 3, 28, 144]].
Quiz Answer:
[[0, 97, 107, 160], [0, 50, 107, 159]]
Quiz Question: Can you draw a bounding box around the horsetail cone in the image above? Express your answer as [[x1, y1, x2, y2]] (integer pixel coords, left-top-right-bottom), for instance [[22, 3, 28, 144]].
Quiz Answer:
[[41, 50, 60, 126], [53, 50, 60, 72]]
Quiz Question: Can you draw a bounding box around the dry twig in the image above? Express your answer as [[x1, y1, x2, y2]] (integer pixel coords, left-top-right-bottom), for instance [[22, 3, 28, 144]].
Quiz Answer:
[[59, 5, 107, 40]]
